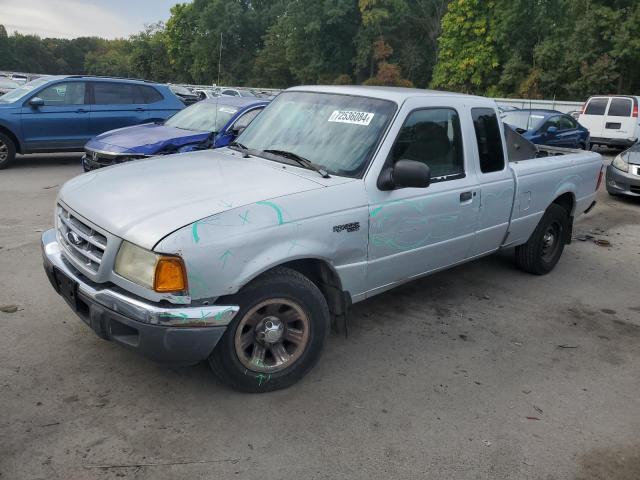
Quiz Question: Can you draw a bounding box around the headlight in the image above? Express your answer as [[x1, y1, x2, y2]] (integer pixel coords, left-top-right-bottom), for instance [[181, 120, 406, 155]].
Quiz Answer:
[[612, 154, 629, 173], [114, 241, 187, 293]]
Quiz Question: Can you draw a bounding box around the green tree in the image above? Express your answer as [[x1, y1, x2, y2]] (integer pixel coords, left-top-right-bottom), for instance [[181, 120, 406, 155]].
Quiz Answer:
[[430, 0, 499, 93]]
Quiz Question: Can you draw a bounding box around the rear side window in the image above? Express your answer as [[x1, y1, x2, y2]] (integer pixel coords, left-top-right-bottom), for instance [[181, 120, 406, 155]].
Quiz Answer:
[[585, 98, 608, 115], [390, 108, 464, 180], [607, 98, 632, 117], [139, 85, 163, 104], [558, 115, 576, 130], [472, 108, 505, 173], [92, 82, 144, 105], [222, 90, 239, 96]]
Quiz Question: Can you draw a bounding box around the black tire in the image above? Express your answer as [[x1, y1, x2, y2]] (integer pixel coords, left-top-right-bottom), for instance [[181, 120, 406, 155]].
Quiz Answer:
[[0, 131, 16, 170], [515, 204, 569, 275], [209, 267, 330, 393]]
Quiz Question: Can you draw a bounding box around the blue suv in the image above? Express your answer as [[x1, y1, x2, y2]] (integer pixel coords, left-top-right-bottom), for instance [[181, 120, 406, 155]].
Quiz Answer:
[[0, 76, 184, 169]]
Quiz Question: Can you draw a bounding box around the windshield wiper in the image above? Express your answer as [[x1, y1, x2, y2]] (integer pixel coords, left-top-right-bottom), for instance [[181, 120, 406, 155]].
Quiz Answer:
[[229, 141, 250, 158], [262, 149, 330, 178]]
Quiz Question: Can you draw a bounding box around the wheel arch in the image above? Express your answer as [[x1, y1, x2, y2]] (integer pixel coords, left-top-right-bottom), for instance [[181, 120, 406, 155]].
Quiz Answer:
[[551, 191, 576, 217], [0, 124, 22, 154]]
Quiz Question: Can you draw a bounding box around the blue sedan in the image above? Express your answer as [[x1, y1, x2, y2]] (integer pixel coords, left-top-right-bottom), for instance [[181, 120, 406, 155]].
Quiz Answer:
[[501, 109, 590, 149], [82, 97, 269, 171]]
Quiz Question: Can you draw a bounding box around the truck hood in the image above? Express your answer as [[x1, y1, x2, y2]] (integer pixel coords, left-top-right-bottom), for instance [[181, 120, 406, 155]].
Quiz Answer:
[[59, 149, 325, 249], [87, 123, 211, 155]]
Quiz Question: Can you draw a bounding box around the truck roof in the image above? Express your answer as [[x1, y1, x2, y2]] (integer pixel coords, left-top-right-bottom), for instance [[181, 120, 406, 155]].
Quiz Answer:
[[287, 85, 486, 104]]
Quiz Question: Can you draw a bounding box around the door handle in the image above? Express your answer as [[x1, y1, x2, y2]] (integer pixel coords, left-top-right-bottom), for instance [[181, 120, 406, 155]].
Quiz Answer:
[[135, 107, 145, 112], [460, 191, 473, 202], [76, 108, 88, 113]]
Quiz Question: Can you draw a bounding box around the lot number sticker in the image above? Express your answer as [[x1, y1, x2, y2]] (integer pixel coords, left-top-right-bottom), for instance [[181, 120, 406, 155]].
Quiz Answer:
[[328, 110, 375, 126]]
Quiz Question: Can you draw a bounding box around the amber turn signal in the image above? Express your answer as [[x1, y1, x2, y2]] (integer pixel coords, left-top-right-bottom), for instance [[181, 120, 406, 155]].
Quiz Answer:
[[154, 256, 188, 293]]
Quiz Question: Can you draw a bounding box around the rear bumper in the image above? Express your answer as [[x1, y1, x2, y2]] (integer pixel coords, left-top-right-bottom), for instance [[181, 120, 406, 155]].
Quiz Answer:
[[42, 229, 238, 365], [591, 137, 637, 149], [606, 164, 640, 197]]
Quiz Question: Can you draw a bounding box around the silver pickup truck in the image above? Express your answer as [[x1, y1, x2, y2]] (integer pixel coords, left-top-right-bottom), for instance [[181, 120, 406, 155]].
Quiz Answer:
[[42, 86, 603, 392]]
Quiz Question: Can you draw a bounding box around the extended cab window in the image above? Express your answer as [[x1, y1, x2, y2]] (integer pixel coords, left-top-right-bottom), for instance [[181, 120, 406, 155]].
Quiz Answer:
[[390, 108, 464, 180], [472, 108, 505, 173], [38, 82, 86, 106]]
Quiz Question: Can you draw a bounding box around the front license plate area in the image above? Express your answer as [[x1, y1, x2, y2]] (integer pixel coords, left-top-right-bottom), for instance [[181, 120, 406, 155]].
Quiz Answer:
[[53, 268, 78, 311]]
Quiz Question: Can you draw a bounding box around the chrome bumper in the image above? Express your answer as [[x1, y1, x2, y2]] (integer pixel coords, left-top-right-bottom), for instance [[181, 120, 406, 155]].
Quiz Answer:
[[41, 228, 239, 328]]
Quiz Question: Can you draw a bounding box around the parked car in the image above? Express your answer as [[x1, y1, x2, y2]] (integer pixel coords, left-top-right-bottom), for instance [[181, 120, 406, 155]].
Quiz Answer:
[[82, 97, 269, 170], [502, 109, 590, 149], [606, 142, 640, 197], [219, 87, 258, 98], [42, 86, 602, 392], [193, 88, 219, 100], [0, 77, 20, 95], [0, 75, 184, 169], [578, 95, 640, 149], [168, 84, 200, 105]]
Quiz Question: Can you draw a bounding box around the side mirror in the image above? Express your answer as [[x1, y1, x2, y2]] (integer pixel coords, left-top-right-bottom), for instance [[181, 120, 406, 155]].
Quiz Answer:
[[378, 160, 431, 191], [546, 126, 558, 135], [231, 125, 247, 137], [29, 97, 44, 108]]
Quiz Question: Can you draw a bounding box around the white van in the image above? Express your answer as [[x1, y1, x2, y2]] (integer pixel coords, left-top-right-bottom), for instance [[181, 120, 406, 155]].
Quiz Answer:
[[578, 95, 640, 149]]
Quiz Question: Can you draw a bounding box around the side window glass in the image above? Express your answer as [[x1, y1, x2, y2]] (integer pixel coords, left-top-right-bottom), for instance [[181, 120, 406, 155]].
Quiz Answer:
[[234, 108, 262, 130], [607, 98, 632, 117], [140, 86, 163, 104], [585, 98, 608, 115], [37, 82, 86, 106], [222, 90, 238, 96], [472, 108, 505, 173], [93, 82, 138, 105], [542, 116, 561, 131], [390, 108, 464, 180], [558, 116, 575, 130]]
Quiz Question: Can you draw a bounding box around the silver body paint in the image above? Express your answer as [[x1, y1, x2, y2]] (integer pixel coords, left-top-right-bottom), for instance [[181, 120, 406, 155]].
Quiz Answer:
[[54, 86, 602, 313]]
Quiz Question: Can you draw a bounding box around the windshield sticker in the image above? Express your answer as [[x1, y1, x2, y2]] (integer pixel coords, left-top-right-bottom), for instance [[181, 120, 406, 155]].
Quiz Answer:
[[328, 110, 375, 126], [219, 107, 238, 114]]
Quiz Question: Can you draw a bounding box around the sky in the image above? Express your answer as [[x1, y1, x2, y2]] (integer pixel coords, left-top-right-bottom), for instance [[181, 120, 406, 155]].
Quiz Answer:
[[1, 0, 188, 39]]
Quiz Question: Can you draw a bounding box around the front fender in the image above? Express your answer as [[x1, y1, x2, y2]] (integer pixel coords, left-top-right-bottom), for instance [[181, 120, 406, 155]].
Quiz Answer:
[[154, 182, 369, 301]]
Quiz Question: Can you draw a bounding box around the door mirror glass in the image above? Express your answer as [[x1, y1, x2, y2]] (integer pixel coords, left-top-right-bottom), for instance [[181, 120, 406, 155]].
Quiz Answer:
[[546, 126, 558, 135], [29, 97, 44, 107], [379, 160, 431, 190]]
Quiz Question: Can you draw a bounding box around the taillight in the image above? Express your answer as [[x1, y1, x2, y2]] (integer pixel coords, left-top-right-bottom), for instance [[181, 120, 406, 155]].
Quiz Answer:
[[596, 167, 604, 190], [633, 104, 638, 118]]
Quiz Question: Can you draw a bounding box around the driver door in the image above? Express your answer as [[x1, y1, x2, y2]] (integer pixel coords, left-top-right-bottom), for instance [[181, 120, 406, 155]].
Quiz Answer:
[[366, 105, 480, 292], [20, 81, 90, 151]]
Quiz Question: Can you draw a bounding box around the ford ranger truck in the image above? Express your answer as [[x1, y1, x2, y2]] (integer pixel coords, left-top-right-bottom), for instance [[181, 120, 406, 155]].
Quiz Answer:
[[42, 86, 603, 392]]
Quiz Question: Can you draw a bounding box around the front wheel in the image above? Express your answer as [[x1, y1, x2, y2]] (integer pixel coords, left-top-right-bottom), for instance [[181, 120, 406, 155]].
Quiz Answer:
[[209, 267, 330, 393], [515, 204, 569, 275], [0, 132, 16, 170]]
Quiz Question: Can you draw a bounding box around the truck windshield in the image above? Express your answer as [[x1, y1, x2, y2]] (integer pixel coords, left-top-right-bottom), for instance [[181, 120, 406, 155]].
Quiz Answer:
[[238, 91, 396, 177], [165, 102, 238, 133]]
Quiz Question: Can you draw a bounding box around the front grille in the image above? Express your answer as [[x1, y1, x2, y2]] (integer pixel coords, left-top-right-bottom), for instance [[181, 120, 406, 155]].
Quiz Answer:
[[87, 150, 138, 167], [56, 204, 107, 273], [630, 185, 640, 194]]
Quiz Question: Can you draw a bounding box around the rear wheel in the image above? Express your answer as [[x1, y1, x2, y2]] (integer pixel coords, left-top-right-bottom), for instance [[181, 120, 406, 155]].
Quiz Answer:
[[0, 132, 16, 170], [515, 204, 569, 275], [208, 267, 330, 393]]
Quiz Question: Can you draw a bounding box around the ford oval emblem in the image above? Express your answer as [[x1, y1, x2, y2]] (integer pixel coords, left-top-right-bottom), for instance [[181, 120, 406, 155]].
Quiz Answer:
[[67, 231, 83, 246]]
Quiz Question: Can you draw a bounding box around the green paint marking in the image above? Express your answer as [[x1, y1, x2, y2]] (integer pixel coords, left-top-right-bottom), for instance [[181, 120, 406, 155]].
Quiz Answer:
[[219, 250, 232, 268], [192, 222, 200, 243], [257, 201, 284, 225], [213, 307, 233, 321], [239, 210, 250, 225]]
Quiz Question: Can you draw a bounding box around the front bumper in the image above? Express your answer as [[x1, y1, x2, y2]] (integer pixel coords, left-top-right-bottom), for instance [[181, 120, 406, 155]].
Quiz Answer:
[[82, 150, 147, 172], [606, 164, 640, 197], [42, 229, 239, 365]]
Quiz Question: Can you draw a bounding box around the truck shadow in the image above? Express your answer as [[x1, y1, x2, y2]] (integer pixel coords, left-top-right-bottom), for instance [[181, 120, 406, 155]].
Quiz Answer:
[[575, 445, 640, 480]]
